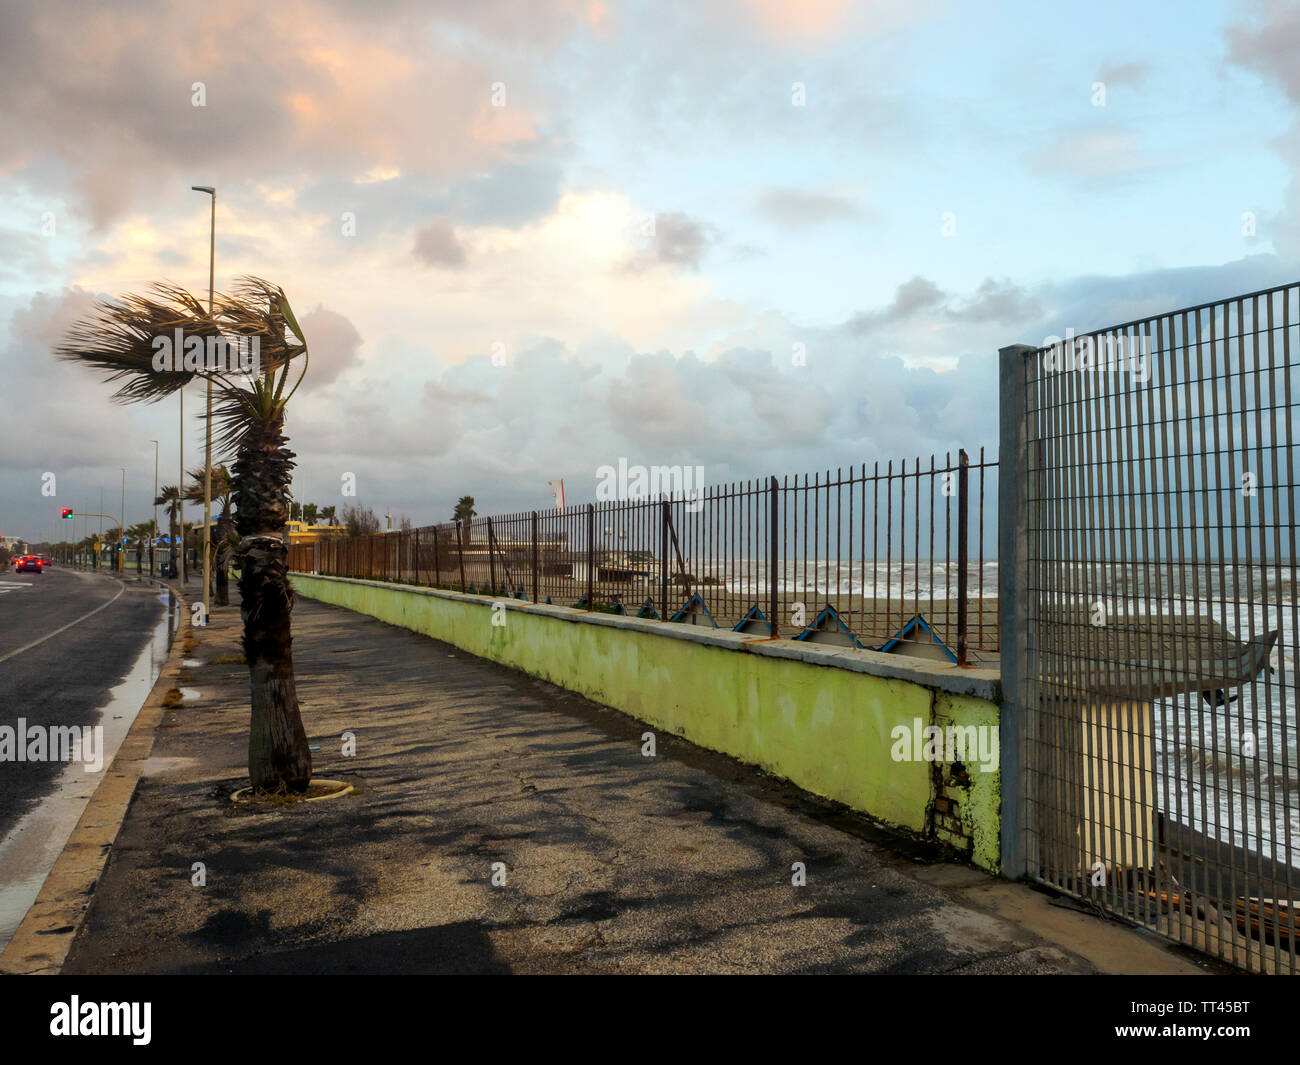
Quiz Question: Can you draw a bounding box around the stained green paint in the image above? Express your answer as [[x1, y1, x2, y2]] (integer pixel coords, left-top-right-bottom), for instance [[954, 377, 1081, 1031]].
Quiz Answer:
[[293, 575, 1001, 870], [933, 693, 1002, 871]]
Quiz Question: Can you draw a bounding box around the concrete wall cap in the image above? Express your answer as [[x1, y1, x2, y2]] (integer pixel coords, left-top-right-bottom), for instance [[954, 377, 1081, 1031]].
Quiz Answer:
[[294, 573, 1002, 701]]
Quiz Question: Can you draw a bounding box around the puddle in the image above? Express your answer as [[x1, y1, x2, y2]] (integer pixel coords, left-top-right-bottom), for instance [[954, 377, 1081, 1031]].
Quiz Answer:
[[0, 591, 177, 952]]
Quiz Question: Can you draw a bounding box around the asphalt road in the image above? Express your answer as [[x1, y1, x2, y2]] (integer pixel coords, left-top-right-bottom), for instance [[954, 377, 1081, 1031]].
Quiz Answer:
[[0, 564, 168, 836]]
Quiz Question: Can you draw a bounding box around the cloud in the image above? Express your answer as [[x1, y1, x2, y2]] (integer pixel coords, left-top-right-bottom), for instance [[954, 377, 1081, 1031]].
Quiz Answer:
[[847, 276, 944, 332], [0, 0, 580, 230], [1227, 1, 1300, 256], [1228, 1, 1300, 102], [755, 188, 861, 228], [624, 211, 713, 272], [413, 218, 468, 268], [297, 307, 363, 390], [1027, 128, 1151, 183], [734, 0, 925, 45], [1096, 61, 1149, 88]]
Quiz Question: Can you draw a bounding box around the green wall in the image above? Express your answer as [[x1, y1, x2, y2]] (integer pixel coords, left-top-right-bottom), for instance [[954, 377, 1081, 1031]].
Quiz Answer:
[[292, 575, 1001, 870]]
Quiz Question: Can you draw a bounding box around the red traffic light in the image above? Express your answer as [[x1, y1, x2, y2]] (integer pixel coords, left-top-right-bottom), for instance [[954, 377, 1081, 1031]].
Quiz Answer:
[[60, 508, 73, 519]]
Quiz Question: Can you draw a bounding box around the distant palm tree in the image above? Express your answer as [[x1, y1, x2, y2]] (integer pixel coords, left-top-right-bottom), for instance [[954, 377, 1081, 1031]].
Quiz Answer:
[[126, 521, 154, 569], [185, 463, 237, 606], [301, 502, 319, 525], [319, 505, 337, 527], [58, 276, 313, 793], [453, 495, 476, 542], [155, 486, 183, 576]]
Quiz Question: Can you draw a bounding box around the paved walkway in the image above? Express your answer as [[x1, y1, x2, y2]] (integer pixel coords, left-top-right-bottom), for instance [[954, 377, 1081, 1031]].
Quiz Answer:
[[63, 594, 1206, 974]]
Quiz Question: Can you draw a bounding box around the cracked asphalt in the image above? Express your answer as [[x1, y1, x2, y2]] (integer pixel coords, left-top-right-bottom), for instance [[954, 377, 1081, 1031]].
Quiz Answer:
[[64, 591, 1108, 974]]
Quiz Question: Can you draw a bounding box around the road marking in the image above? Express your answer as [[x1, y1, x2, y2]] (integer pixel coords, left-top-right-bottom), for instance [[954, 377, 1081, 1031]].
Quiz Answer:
[[0, 582, 32, 595], [0, 578, 126, 664]]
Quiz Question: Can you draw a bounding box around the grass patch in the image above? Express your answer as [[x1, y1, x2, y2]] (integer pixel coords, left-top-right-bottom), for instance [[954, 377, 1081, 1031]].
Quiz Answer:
[[208, 653, 246, 665]]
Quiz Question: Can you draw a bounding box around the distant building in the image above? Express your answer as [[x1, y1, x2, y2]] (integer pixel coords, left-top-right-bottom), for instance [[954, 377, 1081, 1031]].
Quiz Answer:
[[284, 520, 350, 545]]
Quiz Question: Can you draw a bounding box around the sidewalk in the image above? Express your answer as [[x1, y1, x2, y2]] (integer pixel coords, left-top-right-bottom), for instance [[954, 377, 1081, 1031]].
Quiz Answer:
[[59, 593, 1208, 974]]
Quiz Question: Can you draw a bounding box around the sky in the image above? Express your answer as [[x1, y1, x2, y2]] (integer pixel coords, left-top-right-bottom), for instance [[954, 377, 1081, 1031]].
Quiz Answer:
[[2, 0, 1300, 542]]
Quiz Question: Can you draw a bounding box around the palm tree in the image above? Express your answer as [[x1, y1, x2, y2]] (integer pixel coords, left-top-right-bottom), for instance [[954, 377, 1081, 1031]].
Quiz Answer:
[[301, 502, 319, 526], [57, 276, 313, 793], [453, 495, 476, 543], [155, 486, 183, 577], [185, 463, 237, 606], [126, 521, 155, 570], [76, 534, 97, 567], [319, 505, 337, 527]]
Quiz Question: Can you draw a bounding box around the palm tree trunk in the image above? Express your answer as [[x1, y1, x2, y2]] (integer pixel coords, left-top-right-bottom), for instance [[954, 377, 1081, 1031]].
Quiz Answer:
[[214, 506, 233, 606], [169, 511, 179, 578], [234, 414, 311, 792]]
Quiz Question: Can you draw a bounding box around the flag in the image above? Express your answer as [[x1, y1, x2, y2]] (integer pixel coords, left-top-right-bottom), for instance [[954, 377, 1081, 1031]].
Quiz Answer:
[[547, 479, 565, 511]]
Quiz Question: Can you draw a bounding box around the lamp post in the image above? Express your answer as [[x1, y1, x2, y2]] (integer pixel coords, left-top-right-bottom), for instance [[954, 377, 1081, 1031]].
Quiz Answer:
[[119, 468, 125, 573], [150, 439, 159, 576], [192, 184, 215, 618], [178, 377, 185, 584]]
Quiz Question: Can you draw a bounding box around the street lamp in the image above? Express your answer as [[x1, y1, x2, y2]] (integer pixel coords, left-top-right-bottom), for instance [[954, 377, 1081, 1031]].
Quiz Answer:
[[150, 440, 159, 576], [192, 184, 215, 618], [119, 467, 125, 573]]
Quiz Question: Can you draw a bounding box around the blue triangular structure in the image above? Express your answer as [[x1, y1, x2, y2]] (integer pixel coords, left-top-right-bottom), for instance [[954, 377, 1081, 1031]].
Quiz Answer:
[[670, 593, 717, 627], [636, 598, 659, 619], [732, 604, 772, 636], [879, 614, 958, 664], [793, 604, 865, 649]]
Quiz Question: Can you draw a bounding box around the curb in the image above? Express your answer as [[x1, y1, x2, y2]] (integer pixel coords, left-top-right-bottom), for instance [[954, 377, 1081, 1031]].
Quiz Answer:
[[0, 585, 191, 975]]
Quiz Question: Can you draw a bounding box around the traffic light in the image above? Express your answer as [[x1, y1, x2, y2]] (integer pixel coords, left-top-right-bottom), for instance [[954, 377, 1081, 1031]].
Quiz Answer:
[[61, 508, 73, 519]]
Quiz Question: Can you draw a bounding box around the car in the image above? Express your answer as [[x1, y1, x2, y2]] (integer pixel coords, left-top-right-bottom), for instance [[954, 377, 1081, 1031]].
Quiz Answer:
[[15, 556, 42, 573]]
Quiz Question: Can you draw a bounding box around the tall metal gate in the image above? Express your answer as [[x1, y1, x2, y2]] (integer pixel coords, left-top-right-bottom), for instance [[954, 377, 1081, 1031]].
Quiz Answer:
[[1001, 282, 1300, 973]]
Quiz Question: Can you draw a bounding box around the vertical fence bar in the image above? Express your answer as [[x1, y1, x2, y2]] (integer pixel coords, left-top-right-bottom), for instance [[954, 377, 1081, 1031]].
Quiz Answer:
[[456, 521, 467, 592], [487, 517, 497, 595], [531, 511, 539, 602], [999, 343, 1037, 879], [586, 503, 595, 609], [957, 448, 969, 667], [659, 498, 669, 620], [769, 475, 779, 637]]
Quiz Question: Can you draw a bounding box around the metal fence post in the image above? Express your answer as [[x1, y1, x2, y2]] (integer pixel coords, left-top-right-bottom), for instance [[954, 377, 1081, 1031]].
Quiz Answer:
[[531, 511, 539, 602], [586, 503, 595, 609], [488, 517, 497, 595], [769, 475, 779, 637], [456, 521, 467, 592], [956, 449, 969, 666], [998, 343, 1037, 879], [432, 526, 440, 586], [659, 498, 669, 620]]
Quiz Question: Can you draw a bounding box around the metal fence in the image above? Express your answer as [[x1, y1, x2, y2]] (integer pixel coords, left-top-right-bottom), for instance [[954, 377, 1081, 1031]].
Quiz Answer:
[[1006, 280, 1300, 973], [289, 448, 999, 662]]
